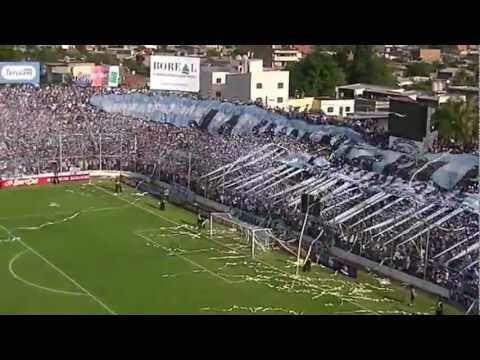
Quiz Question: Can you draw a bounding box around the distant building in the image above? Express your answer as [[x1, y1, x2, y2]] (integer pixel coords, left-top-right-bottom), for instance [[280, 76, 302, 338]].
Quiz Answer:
[[447, 85, 479, 110], [237, 45, 305, 70], [200, 68, 232, 99], [447, 85, 479, 99], [390, 62, 408, 78], [416, 93, 466, 108], [271, 47, 302, 69], [121, 72, 147, 89], [437, 67, 475, 82], [223, 59, 289, 109], [287, 97, 315, 112], [44, 62, 96, 84], [346, 112, 390, 132], [104, 46, 135, 61], [336, 83, 406, 99], [199, 58, 243, 99], [354, 98, 390, 112], [311, 98, 355, 117], [294, 45, 314, 57], [412, 48, 441, 63]]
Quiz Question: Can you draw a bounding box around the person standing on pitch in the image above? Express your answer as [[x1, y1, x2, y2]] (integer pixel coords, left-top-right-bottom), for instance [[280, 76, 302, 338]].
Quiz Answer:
[[435, 300, 443, 315], [409, 285, 416, 310], [115, 176, 122, 193], [302, 257, 312, 272]]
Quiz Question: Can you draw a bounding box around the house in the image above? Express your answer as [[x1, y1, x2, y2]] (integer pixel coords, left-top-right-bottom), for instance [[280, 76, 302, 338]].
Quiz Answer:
[[447, 85, 479, 100], [294, 45, 314, 57], [287, 97, 315, 112], [336, 83, 405, 99], [44, 62, 96, 84], [121, 72, 148, 89], [237, 45, 304, 70], [416, 93, 466, 108], [106, 47, 135, 61], [390, 62, 408, 78], [412, 48, 441, 63], [447, 85, 479, 110], [200, 67, 233, 99], [311, 98, 355, 117], [437, 67, 474, 82], [223, 59, 289, 109], [354, 98, 390, 112], [271, 47, 302, 69], [345, 112, 390, 132]]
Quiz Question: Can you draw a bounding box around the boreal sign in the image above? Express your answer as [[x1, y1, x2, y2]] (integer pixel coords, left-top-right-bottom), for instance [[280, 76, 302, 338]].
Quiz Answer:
[[150, 56, 200, 92]]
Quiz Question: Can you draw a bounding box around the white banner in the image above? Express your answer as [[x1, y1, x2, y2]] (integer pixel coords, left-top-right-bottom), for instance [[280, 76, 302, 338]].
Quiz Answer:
[[150, 56, 200, 92], [108, 66, 120, 88]]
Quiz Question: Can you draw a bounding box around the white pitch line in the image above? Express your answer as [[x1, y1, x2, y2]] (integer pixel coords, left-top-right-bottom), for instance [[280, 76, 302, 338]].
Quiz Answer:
[[9, 249, 85, 296], [0, 224, 117, 315], [0, 205, 130, 222], [95, 185, 379, 315], [136, 231, 237, 284]]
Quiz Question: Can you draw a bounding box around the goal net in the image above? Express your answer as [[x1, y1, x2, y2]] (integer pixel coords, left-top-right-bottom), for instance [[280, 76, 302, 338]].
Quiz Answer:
[[209, 212, 274, 258]]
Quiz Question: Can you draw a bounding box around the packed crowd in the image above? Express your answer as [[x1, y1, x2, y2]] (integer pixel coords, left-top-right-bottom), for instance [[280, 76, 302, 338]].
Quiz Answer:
[[1, 84, 478, 310]]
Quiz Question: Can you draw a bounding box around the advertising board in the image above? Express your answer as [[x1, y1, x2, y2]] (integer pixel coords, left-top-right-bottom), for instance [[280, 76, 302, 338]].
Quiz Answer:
[[0, 172, 90, 189], [72, 65, 94, 87], [91, 65, 108, 87], [0, 62, 40, 86], [107, 66, 120, 87], [150, 56, 200, 92]]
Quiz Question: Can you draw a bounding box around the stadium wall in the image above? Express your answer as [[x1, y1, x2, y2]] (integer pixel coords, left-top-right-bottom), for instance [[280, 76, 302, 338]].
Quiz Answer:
[[90, 170, 451, 299], [330, 247, 450, 298]]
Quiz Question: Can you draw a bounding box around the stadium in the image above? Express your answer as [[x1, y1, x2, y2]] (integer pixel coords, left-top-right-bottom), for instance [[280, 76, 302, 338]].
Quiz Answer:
[[0, 58, 478, 315]]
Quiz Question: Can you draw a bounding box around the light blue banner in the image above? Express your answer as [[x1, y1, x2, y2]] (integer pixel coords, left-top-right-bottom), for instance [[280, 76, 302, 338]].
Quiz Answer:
[[0, 62, 40, 86]]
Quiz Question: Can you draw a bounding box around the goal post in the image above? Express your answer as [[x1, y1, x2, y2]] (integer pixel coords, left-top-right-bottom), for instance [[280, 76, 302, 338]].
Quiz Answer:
[[209, 212, 273, 258]]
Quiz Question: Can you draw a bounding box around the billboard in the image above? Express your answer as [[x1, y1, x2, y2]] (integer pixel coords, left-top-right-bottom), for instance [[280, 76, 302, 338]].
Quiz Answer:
[[72, 65, 113, 87], [150, 56, 200, 92], [0, 62, 40, 86], [108, 66, 120, 87], [91, 65, 108, 87], [72, 64, 94, 87]]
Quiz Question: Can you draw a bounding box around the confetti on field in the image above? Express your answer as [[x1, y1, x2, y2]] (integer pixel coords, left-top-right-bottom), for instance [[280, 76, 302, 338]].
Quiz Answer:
[[201, 305, 303, 315]]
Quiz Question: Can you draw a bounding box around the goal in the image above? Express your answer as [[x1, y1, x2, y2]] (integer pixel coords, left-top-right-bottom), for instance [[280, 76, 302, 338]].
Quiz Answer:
[[209, 212, 273, 258]]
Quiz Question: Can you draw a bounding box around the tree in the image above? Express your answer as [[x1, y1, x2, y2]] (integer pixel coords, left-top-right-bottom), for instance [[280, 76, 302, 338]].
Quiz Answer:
[[288, 51, 346, 97], [0, 46, 23, 61], [83, 52, 119, 65], [206, 48, 220, 58], [406, 62, 433, 77], [432, 99, 478, 146], [123, 58, 147, 75], [452, 69, 476, 86], [429, 45, 457, 54], [75, 45, 88, 54], [26, 47, 63, 62], [335, 45, 396, 86], [405, 80, 432, 91]]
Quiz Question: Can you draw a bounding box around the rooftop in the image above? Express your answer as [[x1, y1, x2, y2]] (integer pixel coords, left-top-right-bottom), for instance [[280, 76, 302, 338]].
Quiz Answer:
[[337, 83, 404, 93], [346, 112, 390, 119], [448, 85, 479, 93]]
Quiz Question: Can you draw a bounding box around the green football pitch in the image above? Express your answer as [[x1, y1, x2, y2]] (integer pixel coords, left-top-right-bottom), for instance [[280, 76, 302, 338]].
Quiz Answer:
[[0, 180, 462, 315]]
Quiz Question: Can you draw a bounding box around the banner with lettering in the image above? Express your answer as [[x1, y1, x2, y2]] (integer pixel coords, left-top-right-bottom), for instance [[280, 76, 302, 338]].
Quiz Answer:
[[0, 62, 40, 86]]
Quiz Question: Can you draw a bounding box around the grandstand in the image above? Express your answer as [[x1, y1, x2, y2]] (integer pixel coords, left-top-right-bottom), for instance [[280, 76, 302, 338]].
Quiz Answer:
[[0, 85, 478, 314]]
